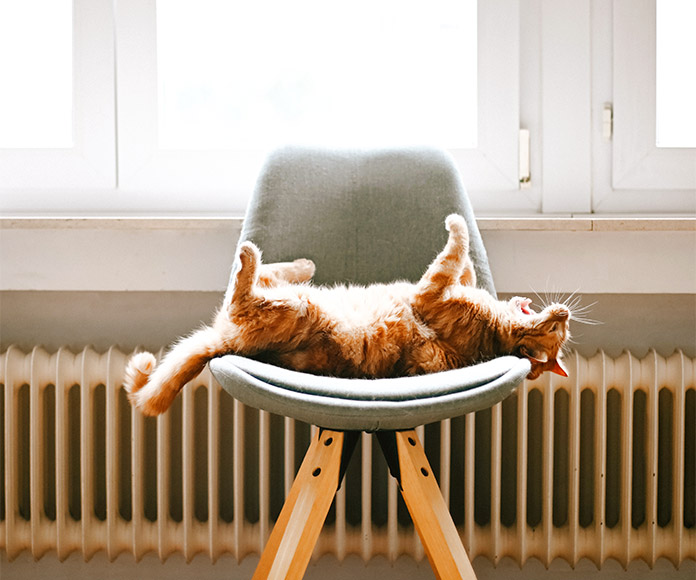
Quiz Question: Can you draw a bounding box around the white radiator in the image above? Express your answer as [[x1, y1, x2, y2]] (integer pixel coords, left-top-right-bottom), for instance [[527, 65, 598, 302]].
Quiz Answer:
[[1, 346, 694, 568]]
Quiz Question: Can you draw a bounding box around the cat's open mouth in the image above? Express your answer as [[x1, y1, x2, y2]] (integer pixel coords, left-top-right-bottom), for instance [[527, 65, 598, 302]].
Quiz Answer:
[[516, 297, 534, 315]]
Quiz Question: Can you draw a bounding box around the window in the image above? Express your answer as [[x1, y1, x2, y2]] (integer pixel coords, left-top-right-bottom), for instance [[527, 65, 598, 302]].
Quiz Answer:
[[156, 0, 478, 151], [600, 0, 696, 211], [1, 0, 693, 216], [0, 0, 115, 200], [655, 0, 696, 148], [0, 0, 73, 149], [116, 0, 521, 214]]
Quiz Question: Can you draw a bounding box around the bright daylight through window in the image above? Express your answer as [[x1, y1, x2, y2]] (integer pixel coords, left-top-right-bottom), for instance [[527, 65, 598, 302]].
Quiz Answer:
[[0, 0, 73, 148], [655, 0, 696, 148], [156, 0, 478, 151]]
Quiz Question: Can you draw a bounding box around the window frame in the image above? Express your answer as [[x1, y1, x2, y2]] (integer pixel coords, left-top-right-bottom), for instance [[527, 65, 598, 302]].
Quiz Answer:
[[591, 0, 696, 213]]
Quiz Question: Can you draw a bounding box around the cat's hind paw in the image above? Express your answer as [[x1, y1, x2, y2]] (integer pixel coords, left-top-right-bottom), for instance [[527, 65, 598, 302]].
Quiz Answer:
[[238, 241, 261, 269], [232, 242, 262, 300]]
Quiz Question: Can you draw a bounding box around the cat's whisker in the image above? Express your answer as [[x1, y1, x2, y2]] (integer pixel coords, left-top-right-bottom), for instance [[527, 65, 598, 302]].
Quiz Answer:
[[544, 285, 555, 308], [569, 303, 596, 318], [553, 290, 565, 305], [567, 298, 601, 326], [562, 289, 582, 309], [568, 300, 586, 315], [529, 286, 549, 310], [571, 316, 603, 326]]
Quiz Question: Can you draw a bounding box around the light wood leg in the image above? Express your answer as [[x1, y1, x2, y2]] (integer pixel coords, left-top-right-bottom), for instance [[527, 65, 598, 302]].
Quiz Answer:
[[252, 429, 347, 580], [379, 430, 478, 580]]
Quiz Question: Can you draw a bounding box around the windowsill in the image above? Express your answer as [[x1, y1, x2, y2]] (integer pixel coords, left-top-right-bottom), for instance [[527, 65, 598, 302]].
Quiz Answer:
[[478, 215, 696, 231], [1, 215, 694, 231]]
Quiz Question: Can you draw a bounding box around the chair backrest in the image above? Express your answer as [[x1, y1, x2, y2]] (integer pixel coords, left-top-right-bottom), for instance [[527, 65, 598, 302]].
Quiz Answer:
[[233, 146, 496, 295]]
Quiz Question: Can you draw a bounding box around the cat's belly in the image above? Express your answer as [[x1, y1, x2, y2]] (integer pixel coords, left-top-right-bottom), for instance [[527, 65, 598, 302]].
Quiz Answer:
[[264, 289, 426, 378], [309, 283, 413, 326]]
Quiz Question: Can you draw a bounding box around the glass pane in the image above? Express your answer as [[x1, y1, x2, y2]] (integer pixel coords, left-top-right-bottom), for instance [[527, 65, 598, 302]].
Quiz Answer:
[[656, 0, 696, 148], [0, 0, 73, 148], [157, 0, 477, 151]]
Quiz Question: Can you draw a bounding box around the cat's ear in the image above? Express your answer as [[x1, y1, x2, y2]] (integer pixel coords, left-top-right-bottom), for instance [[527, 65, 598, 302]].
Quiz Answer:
[[549, 357, 568, 377], [521, 347, 569, 378]]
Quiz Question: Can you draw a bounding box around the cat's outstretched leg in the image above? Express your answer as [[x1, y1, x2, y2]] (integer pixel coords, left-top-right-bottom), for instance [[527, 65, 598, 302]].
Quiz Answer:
[[415, 214, 470, 301], [226, 241, 318, 350], [459, 253, 477, 287]]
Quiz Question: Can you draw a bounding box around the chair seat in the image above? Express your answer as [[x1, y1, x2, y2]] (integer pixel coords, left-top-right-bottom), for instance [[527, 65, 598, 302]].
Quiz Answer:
[[209, 355, 531, 431]]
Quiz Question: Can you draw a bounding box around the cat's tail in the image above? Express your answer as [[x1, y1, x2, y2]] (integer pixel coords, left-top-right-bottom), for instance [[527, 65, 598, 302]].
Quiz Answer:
[[124, 325, 226, 416]]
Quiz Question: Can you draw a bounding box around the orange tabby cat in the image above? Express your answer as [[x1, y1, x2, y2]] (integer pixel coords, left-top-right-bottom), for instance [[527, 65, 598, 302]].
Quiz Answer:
[[125, 215, 570, 416]]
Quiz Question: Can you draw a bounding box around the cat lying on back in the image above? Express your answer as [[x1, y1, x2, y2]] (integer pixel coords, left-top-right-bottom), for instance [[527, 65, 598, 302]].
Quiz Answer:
[[125, 214, 570, 416]]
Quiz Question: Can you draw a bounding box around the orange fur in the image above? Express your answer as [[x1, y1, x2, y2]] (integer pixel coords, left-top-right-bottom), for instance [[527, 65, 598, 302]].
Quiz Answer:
[[124, 214, 570, 416]]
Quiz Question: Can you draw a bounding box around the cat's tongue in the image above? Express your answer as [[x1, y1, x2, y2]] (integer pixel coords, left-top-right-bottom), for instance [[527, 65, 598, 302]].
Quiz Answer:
[[520, 298, 534, 315]]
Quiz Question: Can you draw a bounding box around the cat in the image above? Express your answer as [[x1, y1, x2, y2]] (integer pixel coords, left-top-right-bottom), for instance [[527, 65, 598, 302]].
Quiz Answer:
[[125, 214, 570, 416]]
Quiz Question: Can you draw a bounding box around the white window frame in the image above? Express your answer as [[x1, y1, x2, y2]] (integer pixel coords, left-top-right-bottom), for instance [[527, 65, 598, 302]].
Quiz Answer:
[[591, 0, 696, 213], [114, 0, 525, 216], [0, 0, 115, 210], [537, 0, 593, 214]]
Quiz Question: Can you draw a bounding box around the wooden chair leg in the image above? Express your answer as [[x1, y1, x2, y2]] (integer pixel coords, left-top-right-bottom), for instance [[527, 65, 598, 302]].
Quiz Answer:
[[252, 429, 355, 580], [377, 430, 478, 580]]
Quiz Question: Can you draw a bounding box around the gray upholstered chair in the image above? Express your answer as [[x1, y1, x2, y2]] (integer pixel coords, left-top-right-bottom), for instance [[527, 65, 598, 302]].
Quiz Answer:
[[209, 147, 530, 579]]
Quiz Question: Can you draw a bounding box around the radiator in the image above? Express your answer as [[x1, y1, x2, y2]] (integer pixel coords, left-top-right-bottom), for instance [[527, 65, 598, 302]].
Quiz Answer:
[[1, 346, 694, 568]]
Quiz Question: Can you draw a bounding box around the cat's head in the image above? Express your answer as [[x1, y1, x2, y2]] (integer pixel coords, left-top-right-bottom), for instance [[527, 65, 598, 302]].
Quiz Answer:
[[508, 298, 570, 379]]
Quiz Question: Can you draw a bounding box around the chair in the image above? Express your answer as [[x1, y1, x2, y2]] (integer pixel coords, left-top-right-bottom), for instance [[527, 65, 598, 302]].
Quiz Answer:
[[209, 146, 530, 579]]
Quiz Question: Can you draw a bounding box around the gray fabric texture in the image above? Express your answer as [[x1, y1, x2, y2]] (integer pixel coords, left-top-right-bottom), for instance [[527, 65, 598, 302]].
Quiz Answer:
[[212, 146, 525, 431], [209, 355, 530, 432], [215, 354, 521, 401], [226, 146, 495, 295]]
